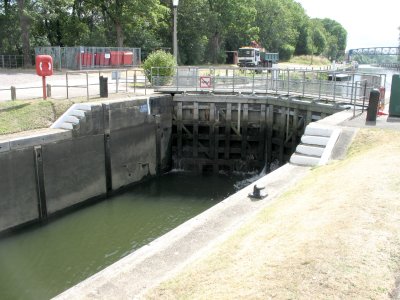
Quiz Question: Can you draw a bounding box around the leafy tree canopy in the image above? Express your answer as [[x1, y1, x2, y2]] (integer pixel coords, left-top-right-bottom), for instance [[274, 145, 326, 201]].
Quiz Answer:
[[0, 0, 347, 66]]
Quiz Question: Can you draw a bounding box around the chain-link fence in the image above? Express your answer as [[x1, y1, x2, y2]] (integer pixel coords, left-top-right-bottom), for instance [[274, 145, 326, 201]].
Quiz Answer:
[[0, 55, 24, 68], [34, 46, 141, 70]]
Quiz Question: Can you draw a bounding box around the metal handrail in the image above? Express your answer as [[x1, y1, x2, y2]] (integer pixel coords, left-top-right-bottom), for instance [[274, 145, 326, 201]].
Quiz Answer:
[[150, 66, 383, 104]]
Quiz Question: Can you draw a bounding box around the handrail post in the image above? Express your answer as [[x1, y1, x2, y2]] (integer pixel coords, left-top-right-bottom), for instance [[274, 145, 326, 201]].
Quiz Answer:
[[287, 69, 290, 95]]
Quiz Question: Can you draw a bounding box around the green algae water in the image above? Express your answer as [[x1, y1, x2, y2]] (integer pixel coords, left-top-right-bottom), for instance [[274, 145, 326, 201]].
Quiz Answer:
[[0, 172, 243, 300]]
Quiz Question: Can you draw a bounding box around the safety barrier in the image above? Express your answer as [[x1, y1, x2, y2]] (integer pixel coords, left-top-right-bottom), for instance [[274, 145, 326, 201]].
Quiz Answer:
[[151, 66, 385, 107]]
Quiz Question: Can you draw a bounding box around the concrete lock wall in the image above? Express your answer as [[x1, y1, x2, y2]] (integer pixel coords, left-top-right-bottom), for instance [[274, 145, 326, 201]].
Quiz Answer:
[[0, 148, 39, 230], [0, 95, 173, 234]]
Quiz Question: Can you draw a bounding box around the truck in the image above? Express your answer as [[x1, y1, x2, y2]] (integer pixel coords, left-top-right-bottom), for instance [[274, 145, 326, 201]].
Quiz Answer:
[[237, 47, 279, 68]]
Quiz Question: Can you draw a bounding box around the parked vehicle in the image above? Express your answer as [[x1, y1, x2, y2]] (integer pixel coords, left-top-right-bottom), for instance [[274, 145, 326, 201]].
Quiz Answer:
[[237, 46, 279, 68]]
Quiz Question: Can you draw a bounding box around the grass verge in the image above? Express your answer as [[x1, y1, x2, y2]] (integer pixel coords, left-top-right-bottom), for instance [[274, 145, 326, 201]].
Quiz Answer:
[[0, 100, 73, 135], [288, 55, 331, 66], [146, 128, 400, 299]]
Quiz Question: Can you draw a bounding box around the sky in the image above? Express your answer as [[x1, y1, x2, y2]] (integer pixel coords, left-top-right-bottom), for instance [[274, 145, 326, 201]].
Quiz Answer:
[[295, 0, 400, 50]]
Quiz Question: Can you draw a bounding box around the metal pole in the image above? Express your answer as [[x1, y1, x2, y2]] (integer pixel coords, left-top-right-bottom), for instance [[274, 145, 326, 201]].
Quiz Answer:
[[134, 70, 137, 93], [125, 69, 128, 92], [287, 69, 290, 95], [353, 81, 357, 117], [232, 68, 235, 92], [86, 72, 89, 100], [42, 76, 47, 100], [66, 72, 69, 99], [116, 71, 119, 93], [173, 6, 178, 63], [252, 70, 255, 93], [362, 80, 367, 113]]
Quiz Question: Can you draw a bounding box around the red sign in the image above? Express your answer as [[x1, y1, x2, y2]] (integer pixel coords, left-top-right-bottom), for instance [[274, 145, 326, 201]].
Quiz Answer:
[[200, 76, 212, 88], [35, 55, 53, 77]]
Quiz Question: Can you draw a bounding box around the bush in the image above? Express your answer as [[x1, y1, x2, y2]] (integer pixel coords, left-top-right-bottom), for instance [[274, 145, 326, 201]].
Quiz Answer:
[[142, 50, 176, 84], [279, 44, 295, 61]]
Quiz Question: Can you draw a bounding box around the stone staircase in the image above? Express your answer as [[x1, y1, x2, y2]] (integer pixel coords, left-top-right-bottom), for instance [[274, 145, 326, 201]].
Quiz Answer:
[[290, 122, 341, 166], [50, 103, 92, 130]]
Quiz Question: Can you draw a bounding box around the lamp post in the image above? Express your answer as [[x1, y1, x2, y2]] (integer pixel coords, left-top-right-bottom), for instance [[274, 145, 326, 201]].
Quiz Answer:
[[172, 0, 179, 64]]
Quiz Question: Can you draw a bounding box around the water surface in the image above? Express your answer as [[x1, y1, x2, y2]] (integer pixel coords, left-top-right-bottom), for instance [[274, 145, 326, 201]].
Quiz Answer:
[[0, 172, 242, 299]]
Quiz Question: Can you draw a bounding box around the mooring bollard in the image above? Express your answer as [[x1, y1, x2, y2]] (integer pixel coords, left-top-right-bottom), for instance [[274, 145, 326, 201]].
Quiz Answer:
[[366, 89, 380, 122], [11, 86, 16, 100]]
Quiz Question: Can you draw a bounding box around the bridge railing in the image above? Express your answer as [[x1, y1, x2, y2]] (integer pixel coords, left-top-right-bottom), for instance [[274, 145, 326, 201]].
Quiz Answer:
[[150, 66, 384, 106]]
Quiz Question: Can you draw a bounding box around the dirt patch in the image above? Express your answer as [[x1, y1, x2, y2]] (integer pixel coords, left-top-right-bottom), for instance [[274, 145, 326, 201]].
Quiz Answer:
[[145, 128, 400, 299]]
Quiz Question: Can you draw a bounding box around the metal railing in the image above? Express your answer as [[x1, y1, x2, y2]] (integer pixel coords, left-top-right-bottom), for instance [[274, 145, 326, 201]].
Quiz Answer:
[[0, 68, 149, 101], [65, 68, 148, 100], [151, 66, 385, 106], [0, 55, 24, 68]]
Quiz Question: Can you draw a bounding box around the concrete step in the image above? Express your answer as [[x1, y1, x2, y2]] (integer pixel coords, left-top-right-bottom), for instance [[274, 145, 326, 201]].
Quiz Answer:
[[305, 124, 334, 137], [74, 103, 92, 111], [296, 144, 324, 157], [70, 110, 86, 118], [60, 122, 74, 130], [301, 135, 330, 146], [64, 116, 80, 124], [290, 153, 320, 166]]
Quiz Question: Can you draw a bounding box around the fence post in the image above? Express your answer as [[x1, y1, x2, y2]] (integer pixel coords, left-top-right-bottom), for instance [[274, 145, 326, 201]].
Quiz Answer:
[[86, 72, 89, 100], [125, 69, 128, 92], [133, 70, 137, 93], [47, 84, 51, 98], [66, 72, 69, 99], [11, 86, 16, 100], [116, 71, 119, 93], [1, 55, 4, 68]]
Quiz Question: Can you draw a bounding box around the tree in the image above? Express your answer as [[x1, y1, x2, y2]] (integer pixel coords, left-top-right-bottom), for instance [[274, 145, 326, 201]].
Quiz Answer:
[[255, 0, 307, 53], [16, 0, 32, 66], [320, 18, 347, 60], [206, 0, 257, 64]]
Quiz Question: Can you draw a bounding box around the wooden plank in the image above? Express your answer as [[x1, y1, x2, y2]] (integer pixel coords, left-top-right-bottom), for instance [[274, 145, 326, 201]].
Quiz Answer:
[[174, 95, 340, 115], [306, 109, 312, 126], [265, 104, 273, 169], [177, 101, 183, 157], [279, 107, 286, 164], [225, 103, 232, 159], [193, 102, 199, 157], [209, 103, 216, 162], [292, 108, 299, 154], [241, 103, 248, 159], [259, 104, 266, 162]]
